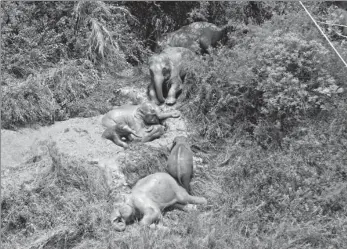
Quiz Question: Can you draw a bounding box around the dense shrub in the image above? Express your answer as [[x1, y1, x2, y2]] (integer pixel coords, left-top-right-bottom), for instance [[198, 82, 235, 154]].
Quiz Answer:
[[1, 75, 57, 129], [253, 32, 343, 122], [1, 60, 101, 129], [180, 10, 346, 145]]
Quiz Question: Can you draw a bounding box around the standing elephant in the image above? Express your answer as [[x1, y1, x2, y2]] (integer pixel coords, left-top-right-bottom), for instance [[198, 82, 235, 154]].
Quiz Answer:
[[167, 136, 193, 193], [155, 22, 233, 54], [101, 102, 180, 148], [148, 47, 195, 105], [110, 172, 207, 231]]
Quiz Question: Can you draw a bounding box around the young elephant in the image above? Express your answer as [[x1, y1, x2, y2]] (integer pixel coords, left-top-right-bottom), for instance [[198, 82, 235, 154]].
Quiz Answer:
[[110, 172, 207, 232], [167, 136, 193, 193], [148, 47, 195, 105], [101, 102, 180, 148], [155, 22, 233, 54]]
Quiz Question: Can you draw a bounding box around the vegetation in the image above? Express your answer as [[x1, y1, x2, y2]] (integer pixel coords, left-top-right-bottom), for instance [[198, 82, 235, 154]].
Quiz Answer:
[[2, 1, 347, 248]]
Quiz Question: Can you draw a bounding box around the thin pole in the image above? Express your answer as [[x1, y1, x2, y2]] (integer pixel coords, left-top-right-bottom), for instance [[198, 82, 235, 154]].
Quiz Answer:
[[299, 1, 347, 68]]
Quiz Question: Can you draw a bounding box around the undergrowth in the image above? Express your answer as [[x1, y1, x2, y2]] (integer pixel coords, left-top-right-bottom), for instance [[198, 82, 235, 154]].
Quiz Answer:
[[2, 2, 347, 249]]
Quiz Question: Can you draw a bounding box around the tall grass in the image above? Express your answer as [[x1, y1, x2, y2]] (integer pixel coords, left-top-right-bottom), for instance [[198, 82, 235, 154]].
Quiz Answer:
[[1, 60, 104, 129]]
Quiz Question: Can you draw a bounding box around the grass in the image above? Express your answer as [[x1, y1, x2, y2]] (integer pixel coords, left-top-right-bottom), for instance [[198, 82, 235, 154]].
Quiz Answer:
[[3, 111, 346, 249], [1, 141, 112, 248], [2, 7, 347, 247], [2, 77, 347, 248], [1, 60, 150, 130]]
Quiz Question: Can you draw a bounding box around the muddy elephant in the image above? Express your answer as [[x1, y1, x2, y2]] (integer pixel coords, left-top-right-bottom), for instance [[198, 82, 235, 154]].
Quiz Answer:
[[101, 102, 180, 148], [155, 22, 233, 54], [167, 136, 193, 193], [148, 47, 195, 105], [110, 172, 207, 231]]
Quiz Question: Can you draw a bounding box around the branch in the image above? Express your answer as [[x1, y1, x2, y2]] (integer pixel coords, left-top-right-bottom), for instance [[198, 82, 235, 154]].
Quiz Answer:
[[316, 20, 347, 29]]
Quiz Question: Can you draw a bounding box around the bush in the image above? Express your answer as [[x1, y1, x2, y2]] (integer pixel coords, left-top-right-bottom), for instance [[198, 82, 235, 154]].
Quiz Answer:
[[180, 11, 346, 145], [253, 32, 342, 122], [1, 75, 57, 129], [1, 60, 101, 129]]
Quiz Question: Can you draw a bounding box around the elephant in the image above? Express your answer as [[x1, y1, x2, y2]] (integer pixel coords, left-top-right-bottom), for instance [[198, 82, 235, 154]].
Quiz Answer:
[[155, 22, 233, 54], [167, 136, 193, 193], [110, 172, 207, 231], [101, 102, 180, 148], [148, 47, 195, 105], [331, 1, 347, 36]]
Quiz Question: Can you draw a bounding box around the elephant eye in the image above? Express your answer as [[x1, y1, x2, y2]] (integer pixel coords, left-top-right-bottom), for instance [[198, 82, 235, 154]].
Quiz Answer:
[[113, 217, 121, 222]]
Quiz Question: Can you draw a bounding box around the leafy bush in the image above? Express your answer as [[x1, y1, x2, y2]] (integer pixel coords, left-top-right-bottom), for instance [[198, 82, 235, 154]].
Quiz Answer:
[[180, 11, 346, 145], [1, 60, 101, 129], [1, 75, 57, 129], [43, 60, 100, 119], [253, 32, 343, 122]]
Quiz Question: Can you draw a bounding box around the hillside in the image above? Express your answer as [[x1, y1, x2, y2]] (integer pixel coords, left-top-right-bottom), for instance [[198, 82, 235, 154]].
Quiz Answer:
[[1, 1, 347, 248]]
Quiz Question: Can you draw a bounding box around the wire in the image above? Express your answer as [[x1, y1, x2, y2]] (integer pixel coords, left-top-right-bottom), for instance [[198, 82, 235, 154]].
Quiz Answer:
[[299, 1, 347, 68]]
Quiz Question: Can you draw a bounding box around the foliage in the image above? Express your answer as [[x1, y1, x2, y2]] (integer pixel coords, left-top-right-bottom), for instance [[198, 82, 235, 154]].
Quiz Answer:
[[1, 60, 101, 129], [180, 9, 346, 146], [2, 2, 347, 248], [253, 32, 342, 122], [1, 75, 57, 129]]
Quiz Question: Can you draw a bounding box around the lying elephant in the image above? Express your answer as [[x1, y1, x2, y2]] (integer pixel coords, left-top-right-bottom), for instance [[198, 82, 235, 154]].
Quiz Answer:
[[155, 22, 233, 54], [101, 102, 180, 148], [148, 47, 195, 105], [110, 172, 207, 231], [167, 136, 193, 193]]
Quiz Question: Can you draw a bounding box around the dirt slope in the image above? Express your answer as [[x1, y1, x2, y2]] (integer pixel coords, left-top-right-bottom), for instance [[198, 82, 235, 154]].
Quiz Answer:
[[1, 79, 189, 190]]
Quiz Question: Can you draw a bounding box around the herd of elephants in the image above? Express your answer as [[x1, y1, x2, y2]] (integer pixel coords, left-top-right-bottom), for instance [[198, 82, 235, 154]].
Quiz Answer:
[[101, 22, 232, 231]]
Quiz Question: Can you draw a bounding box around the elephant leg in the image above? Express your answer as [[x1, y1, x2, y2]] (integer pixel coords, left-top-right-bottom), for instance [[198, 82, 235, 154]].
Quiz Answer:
[[170, 203, 192, 212], [140, 207, 162, 226], [102, 126, 129, 148], [148, 83, 161, 105], [199, 37, 211, 54], [181, 175, 191, 194], [166, 77, 182, 105], [176, 189, 207, 205], [156, 109, 181, 120]]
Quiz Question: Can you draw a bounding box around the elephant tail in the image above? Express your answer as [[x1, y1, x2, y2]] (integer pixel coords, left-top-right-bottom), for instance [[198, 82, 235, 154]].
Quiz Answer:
[[176, 146, 184, 187]]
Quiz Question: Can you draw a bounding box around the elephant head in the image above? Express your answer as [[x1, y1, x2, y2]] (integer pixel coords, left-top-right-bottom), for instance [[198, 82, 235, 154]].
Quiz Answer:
[[149, 57, 172, 104], [136, 102, 161, 125], [170, 136, 189, 151], [110, 197, 135, 232]]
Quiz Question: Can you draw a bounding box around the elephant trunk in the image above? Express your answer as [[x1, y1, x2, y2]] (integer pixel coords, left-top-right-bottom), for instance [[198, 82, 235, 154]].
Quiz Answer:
[[153, 74, 166, 103], [112, 219, 126, 232]]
